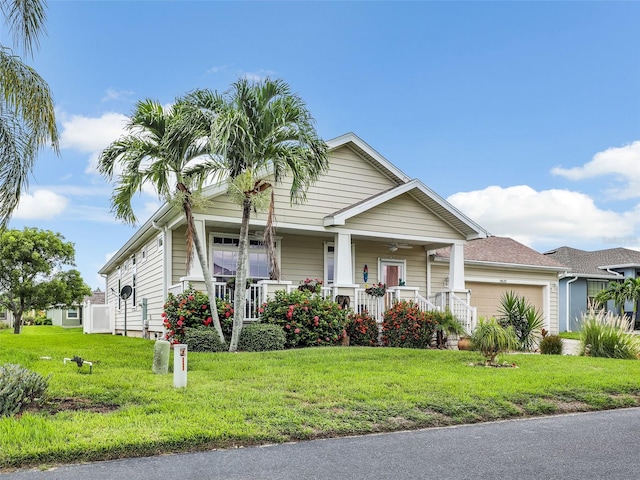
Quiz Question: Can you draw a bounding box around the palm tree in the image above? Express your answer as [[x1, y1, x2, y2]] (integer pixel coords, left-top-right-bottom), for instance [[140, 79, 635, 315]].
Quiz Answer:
[[622, 277, 640, 327], [0, 0, 59, 225], [184, 78, 329, 352], [97, 97, 225, 343], [594, 280, 626, 313]]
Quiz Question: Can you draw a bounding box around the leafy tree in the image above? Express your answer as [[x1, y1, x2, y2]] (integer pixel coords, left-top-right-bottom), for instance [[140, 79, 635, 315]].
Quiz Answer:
[[184, 78, 329, 351], [0, 0, 59, 224], [97, 97, 225, 343], [0, 228, 90, 333]]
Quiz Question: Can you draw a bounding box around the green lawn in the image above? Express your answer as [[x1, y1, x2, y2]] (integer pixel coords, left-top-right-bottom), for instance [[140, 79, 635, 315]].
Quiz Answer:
[[1, 326, 640, 470], [558, 331, 581, 340]]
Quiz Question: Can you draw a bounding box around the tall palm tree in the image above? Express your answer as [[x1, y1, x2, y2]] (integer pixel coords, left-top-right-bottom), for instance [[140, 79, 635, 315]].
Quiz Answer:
[[0, 0, 59, 225], [98, 97, 225, 343], [184, 78, 329, 352]]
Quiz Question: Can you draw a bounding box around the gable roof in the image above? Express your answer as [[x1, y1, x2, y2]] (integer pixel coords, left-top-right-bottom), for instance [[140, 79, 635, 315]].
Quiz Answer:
[[435, 236, 566, 270], [323, 134, 489, 240], [326, 133, 412, 185], [544, 246, 640, 278]]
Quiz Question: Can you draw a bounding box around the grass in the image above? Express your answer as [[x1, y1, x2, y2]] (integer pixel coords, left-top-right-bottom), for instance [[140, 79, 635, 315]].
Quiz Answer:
[[558, 331, 581, 340], [2, 327, 640, 470]]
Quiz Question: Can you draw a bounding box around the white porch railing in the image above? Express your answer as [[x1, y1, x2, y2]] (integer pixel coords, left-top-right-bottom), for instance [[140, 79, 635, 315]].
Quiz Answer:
[[354, 289, 398, 324], [430, 290, 477, 334], [414, 293, 439, 312], [167, 281, 265, 321]]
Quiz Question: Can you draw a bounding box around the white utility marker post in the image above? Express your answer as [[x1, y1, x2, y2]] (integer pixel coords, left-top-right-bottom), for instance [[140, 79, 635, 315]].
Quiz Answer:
[[173, 344, 187, 388]]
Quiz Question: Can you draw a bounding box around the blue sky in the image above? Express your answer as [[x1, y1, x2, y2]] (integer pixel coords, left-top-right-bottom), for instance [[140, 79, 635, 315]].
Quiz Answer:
[[6, 1, 640, 289]]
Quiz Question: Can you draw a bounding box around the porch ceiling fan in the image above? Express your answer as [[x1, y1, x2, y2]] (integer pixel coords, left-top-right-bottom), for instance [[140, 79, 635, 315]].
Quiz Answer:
[[386, 241, 413, 252]]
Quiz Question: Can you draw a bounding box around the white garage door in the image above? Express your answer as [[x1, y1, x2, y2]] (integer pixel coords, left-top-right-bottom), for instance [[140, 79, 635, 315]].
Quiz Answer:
[[466, 282, 544, 320]]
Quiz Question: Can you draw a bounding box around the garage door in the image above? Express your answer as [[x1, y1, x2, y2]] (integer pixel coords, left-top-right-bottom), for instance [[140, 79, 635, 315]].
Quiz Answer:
[[466, 282, 544, 320]]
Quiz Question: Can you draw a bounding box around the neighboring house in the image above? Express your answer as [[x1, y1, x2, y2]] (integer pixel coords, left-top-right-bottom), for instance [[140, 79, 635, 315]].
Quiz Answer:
[[46, 288, 106, 328], [543, 246, 640, 332], [98, 133, 561, 337], [0, 309, 13, 328], [434, 237, 566, 333]]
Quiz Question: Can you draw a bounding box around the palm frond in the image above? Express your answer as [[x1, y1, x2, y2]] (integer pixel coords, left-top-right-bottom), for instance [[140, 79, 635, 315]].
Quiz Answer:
[[0, 0, 47, 57]]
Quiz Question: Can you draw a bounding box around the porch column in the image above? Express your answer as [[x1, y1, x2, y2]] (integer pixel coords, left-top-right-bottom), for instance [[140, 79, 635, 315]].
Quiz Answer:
[[334, 232, 353, 285], [188, 219, 205, 279], [449, 243, 465, 291]]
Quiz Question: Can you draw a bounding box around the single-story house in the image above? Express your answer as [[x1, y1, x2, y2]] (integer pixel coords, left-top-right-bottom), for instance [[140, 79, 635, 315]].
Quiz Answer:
[[98, 133, 562, 337], [46, 288, 106, 327], [543, 246, 640, 331]]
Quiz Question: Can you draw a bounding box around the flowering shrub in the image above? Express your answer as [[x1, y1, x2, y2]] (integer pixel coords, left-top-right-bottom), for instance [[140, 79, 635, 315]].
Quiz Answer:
[[298, 278, 323, 293], [162, 287, 233, 343], [365, 283, 386, 297], [381, 300, 437, 349], [260, 289, 347, 348], [345, 311, 379, 346]]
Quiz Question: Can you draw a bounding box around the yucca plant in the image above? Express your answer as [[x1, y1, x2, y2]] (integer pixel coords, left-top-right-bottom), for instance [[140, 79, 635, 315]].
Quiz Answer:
[[471, 317, 519, 365], [579, 309, 640, 359], [498, 291, 544, 352]]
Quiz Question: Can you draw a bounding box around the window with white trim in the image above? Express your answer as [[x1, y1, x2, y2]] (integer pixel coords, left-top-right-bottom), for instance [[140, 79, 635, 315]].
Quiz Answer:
[[211, 236, 270, 282], [157, 234, 164, 252], [67, 307, 78, 319], [587, 280, 609, 307]]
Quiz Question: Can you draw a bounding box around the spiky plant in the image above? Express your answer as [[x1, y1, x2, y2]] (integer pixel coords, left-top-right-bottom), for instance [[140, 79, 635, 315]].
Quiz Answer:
[[471, 317, 519, 365]]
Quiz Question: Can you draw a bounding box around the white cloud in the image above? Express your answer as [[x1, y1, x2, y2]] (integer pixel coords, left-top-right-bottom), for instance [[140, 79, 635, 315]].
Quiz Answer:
[[59, 112, 128, 153], [140, 201, 161, 221], [14, 190, 69, 219], [448, 185, 635, 249], [102, 88, 134, 103], [242, 70, 277, 83], [206, 65, 227, 74], [551, 141, 640, 199]]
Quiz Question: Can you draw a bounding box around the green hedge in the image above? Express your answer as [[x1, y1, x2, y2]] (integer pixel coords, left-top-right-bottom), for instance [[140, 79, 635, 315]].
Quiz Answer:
[[238, 323, 286, 352], [184, 327, 228, 352]]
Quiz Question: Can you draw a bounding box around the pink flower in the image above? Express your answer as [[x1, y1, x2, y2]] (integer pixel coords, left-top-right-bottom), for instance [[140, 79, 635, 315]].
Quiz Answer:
[[258, 308, 264, 314], [177, 319, 183, 327], [286, 324, 291, 330], [294, 328, 300, 334], [179, 316, 185, 321], [225, 311, 231, 318]]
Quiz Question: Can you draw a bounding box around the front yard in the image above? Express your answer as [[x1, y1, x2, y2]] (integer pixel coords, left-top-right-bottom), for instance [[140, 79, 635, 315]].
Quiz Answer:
[[2, 327, 640, 470]]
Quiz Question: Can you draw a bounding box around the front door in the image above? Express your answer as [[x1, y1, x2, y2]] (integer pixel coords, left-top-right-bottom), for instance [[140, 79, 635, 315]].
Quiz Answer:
[[380, 259, 405, 287]]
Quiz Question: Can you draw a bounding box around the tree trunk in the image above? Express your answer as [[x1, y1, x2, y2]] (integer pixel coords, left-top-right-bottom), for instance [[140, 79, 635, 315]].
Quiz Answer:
[[12, 312, 22, 334], [229, 199, 252, 352], [192, 223, 226, 344], [181, 198, 225, 344]]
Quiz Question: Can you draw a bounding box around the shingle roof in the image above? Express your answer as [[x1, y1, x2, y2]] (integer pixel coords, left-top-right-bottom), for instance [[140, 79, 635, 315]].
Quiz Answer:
[[543, 246, 640, 277], [435, 237, 566, 269], [86, 288, 105, 305]]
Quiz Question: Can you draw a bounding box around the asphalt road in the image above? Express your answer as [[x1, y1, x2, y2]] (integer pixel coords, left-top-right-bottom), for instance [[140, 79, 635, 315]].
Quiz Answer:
[[4, 407, 640, 480]]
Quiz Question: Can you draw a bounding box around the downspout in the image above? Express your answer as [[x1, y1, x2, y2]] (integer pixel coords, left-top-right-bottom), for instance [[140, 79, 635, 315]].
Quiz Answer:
[[152, 221, 167, 297], [565, 275, 579, 332]]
